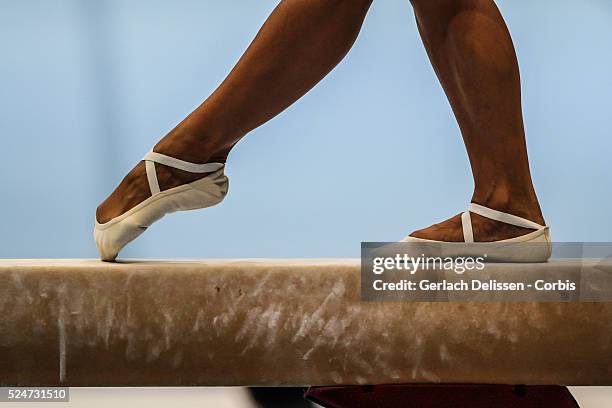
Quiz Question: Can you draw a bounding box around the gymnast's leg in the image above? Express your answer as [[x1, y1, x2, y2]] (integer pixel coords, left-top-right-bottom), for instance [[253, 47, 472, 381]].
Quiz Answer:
[[409, 0, 545, 241], [97, 0, 374, 223]]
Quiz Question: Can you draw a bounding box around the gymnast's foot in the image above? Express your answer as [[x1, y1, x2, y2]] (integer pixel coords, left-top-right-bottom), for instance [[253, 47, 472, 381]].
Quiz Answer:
[[94, 128, 232, 261], [408, 194, 546, 242], [96, 132, 230, 224]]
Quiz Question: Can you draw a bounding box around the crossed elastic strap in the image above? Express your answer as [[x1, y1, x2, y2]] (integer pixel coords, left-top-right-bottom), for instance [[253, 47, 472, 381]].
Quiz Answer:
[[143, 150, 225, 195], [461, 203, 546, 243]]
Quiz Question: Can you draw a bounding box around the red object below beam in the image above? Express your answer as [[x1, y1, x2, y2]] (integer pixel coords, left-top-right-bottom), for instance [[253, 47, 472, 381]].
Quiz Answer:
[[305, 384, 579, 408]]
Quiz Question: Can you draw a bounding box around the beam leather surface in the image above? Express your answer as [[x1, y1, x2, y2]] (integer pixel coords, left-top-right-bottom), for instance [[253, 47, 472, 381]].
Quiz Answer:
[[1, 259, 612, 386]]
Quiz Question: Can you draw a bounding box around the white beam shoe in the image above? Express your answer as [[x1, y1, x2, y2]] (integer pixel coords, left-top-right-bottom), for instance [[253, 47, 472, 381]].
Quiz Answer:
[[94, 150, 229, 261], [401, 203, 551, 262]]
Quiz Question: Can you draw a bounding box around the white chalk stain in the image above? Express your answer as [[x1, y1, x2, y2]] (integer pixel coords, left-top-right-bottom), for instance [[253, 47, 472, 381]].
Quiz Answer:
[[292, 280, 345, 343], [302, 347, 314, 360], [263, 306, 282, 347], [163, 312, 173, 349], [146, 343, 162, 362], [171, 350, 184, 368], [420, 369, 441, 383], [234, 307, 261, 342], [355, 375, 368, 385], [439, 344, 451, 362], [58, 299, 66, 383], [103, 303, 114, 348], [193, 310, 205, 332], [330, 371, 343, 384], [240, 308, 274, 355]]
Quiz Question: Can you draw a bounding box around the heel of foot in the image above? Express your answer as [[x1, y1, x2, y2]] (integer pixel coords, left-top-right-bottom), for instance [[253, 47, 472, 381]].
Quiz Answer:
[[189, 170, 229, 202]]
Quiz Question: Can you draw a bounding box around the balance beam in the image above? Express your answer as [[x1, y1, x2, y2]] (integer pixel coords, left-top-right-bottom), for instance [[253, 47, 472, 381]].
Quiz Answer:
[[1, 259, 611, 386]]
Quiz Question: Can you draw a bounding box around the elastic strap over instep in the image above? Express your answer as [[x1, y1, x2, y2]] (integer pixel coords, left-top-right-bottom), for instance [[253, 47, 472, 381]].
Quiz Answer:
[[461, 211, 474, 243], [145, 161, 161, 195], [460, 203, 546, 243], [143, 150, 225, 196], [468, 203, 545, 230]]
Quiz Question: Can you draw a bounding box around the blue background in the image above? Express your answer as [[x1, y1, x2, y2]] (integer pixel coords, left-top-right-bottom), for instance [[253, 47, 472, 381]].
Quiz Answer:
[[1, 0, 611, 259]]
